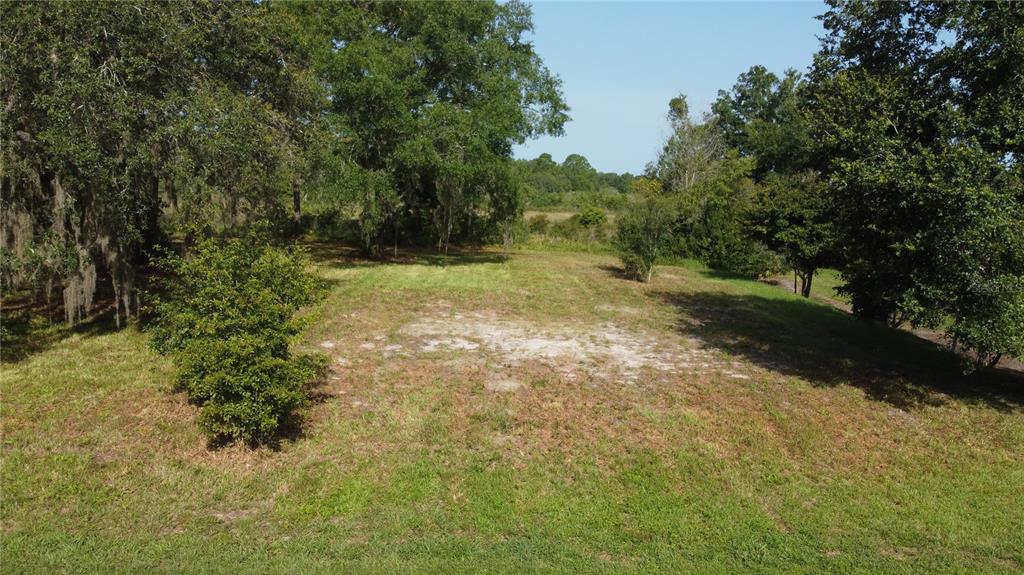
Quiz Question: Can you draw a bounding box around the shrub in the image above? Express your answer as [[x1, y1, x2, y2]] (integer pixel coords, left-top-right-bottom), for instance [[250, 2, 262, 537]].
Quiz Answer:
[[948, 274, 1024, 370], [150, 232, 325, 443], [695, 234, 785, 279], [578, 206, 608, 228], [616, 198, 676, 282], [550, 215, 584, 240], [527, 214, 550, 235]]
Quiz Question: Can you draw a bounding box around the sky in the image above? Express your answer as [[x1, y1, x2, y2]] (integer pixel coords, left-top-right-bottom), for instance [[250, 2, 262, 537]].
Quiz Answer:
[[512, 1, 828, 174]]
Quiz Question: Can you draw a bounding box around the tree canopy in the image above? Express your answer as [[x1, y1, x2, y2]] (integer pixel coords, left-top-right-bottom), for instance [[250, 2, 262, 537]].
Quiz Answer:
[[1, 0, 567, 321], [807, 0, 1024, 365]]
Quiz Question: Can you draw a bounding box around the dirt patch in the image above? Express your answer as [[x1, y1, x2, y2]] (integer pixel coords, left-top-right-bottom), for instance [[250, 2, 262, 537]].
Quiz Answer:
[[398, 310, 739, 383], [210, 507, 258, 523], [594, 304, 641, 315], [485, 378, 523, 393]]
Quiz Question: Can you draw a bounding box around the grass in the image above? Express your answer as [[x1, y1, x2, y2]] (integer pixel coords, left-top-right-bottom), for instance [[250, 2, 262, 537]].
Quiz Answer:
[[3, 248, 1023, 573]]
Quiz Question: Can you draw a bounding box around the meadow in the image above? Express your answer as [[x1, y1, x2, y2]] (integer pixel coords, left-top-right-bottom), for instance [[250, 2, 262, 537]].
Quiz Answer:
[[3, 248, 1022, 574]]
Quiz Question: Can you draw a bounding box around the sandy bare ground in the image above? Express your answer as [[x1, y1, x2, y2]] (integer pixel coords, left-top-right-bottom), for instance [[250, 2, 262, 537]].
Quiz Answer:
[[324, 307, 756, 386]]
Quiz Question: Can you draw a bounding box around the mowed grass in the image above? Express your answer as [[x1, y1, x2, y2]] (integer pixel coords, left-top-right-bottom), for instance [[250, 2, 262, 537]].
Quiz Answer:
[[3, 248, 1023, 574]]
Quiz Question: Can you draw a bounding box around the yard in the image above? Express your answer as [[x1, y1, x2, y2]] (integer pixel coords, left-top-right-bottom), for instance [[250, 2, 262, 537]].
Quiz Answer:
[[2, 248, 1022, 573]]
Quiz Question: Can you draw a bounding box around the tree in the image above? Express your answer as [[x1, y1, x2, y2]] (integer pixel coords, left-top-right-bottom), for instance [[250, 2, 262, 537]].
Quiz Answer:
[[650, 95, 725, 192], [562, 154, 597, 191], [809, 0, 1024, 365], [298, 0, 568, 253], [747, 172, 835, 297], [1, 1, 324, 325], [616, 197, 676, 283], [645, 95, 780, 277], [712, 66, 811, 179]]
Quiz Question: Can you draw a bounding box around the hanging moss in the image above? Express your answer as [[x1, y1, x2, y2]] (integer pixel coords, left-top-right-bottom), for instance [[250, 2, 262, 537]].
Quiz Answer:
[[62, 255, 96, 325]]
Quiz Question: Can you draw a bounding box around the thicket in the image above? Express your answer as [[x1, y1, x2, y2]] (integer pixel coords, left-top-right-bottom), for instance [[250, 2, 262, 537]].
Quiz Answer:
[[149, 233, 325, 443], [809, 0, 1024, 368]]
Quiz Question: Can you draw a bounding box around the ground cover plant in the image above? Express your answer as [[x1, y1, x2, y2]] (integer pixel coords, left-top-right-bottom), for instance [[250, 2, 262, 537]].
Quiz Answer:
[[3, 248, 1023, 573]]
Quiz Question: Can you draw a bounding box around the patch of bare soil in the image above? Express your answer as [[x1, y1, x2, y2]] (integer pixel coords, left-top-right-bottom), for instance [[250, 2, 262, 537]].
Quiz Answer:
[[396, 310, 747, 383]]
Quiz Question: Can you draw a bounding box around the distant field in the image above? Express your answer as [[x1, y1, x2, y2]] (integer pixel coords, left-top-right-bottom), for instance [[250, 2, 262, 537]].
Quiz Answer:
[[3, 248, 1022, 573], [524, 209, 619, 222], [524, 209, 577, 222]]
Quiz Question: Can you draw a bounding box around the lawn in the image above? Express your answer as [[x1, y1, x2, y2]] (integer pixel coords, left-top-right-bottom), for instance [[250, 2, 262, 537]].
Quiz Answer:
[[2, 248, 1022, 574]]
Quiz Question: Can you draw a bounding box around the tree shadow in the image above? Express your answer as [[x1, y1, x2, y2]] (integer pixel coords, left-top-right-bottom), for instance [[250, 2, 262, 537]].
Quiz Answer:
[[651, 289, 1024, 413], [304, 241, 510, 270], [597, 264, 635, 281], [1, 302, 123, 364]]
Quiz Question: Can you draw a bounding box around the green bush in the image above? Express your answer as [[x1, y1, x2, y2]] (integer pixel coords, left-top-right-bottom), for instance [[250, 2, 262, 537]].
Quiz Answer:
[[550, 215, 584, 240], [694, 233, 785, 279], [150, 232, 325, 443], [578, 206, 608, 228], [616, 199, 676, 282], [527, 214, 550, 235], [949, 275, 1024, 370]]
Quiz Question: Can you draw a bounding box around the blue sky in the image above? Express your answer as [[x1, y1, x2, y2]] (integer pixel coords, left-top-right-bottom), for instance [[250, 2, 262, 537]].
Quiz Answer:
[[512, 1, 827, 174]]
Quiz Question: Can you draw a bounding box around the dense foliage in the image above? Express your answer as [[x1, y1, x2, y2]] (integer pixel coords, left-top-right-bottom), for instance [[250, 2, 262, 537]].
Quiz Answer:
[[1, 1, 327, 324], [291, 1, 567, 254], [1, 0, 565, 318], [516, 153, 634, 210], [150, 234, 324, 443], [808, 0, 1024, 366], [635, 96, 782, 278], [746, 172, 834, 297]]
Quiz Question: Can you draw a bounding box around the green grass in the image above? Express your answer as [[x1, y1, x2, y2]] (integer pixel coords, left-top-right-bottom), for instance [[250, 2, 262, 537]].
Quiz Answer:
[[3, 249, 1022, 573]]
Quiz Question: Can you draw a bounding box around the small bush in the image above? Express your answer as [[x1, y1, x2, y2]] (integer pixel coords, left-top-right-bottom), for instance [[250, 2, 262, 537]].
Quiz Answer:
[[527, 214, 550, 235], [550, 215, 585, 240], [949, 274, 1024, 370], [616, 199, 676, 282], [578, 206, 608, 228], [150, 232, 325, 443]]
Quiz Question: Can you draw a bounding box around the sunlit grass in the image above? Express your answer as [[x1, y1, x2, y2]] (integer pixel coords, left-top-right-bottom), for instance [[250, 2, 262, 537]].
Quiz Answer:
[[2, 249, 1022, 574]]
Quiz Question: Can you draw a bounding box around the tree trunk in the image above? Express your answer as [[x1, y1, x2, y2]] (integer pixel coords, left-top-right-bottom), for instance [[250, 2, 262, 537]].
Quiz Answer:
[[800, 270, 814, 298], [142, 175, 162, 253]]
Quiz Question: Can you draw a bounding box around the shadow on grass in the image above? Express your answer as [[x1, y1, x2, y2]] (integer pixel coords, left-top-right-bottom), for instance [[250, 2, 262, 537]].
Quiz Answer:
[[597, 264, 637, 281], [1, 304, 123, 364], [3, 240, 490, 364], [304, 241, 509, 270], [651, 289, 1024, 412]]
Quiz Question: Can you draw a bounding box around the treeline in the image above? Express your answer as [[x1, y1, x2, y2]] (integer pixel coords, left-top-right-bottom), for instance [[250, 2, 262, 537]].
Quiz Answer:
[[0, 0, 567, 324], [619, 1, 1023, 368], [516, 153, 634, 211]]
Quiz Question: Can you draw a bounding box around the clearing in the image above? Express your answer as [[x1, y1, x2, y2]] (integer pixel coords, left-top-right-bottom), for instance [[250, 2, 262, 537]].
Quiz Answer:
[[2, 248, 1022, 574]]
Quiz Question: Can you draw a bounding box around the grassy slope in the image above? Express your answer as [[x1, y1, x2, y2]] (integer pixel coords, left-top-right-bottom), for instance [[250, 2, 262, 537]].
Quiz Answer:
[[2, 249, 1022, 574]]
